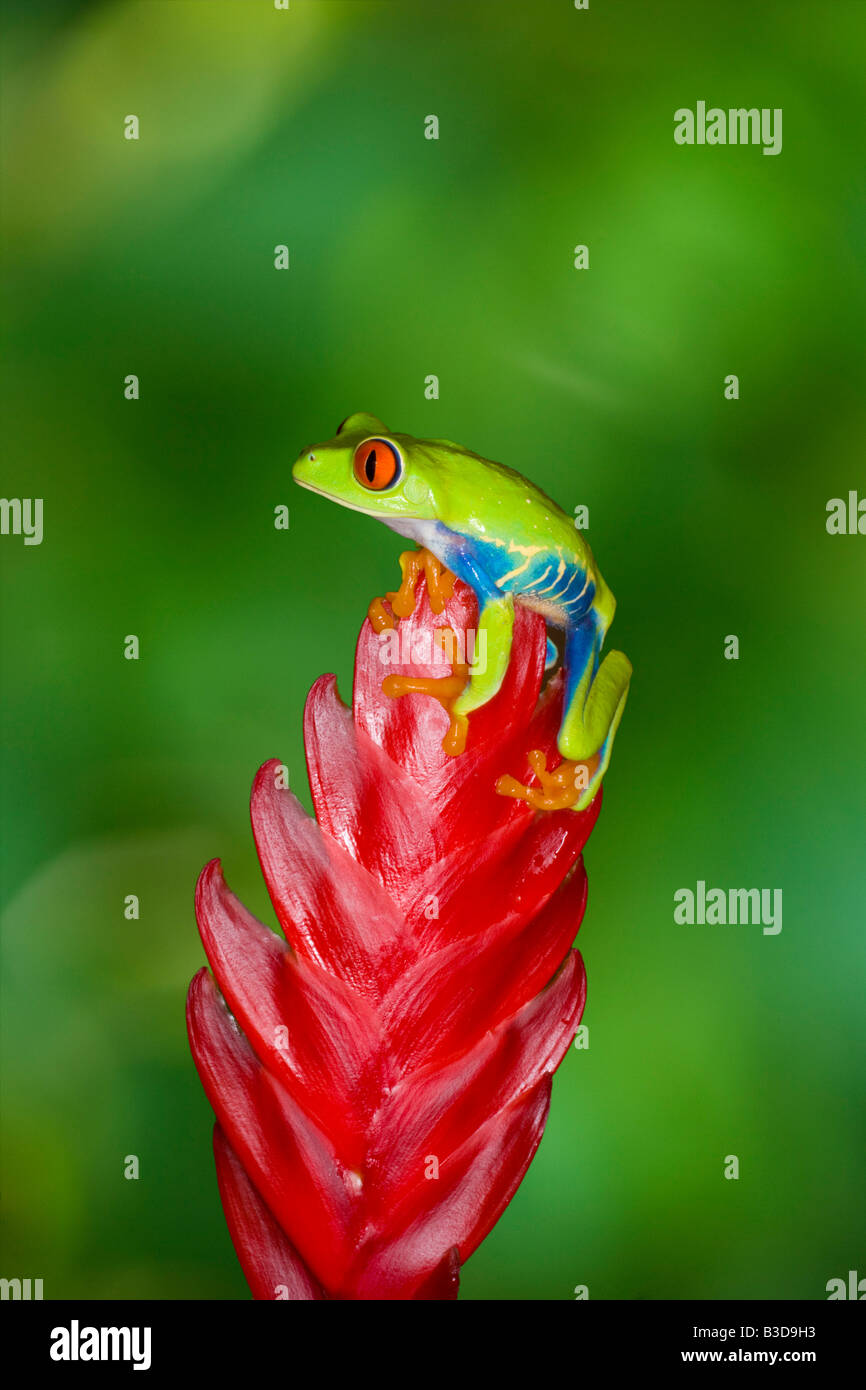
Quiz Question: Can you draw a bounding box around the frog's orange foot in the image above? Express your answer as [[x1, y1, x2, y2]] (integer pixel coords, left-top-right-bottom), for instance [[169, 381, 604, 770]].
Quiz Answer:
[[496, 748, 600, 811], [382, 627, 470, 756], [370, 551, 467, 754], [368, 548, 455, 633]]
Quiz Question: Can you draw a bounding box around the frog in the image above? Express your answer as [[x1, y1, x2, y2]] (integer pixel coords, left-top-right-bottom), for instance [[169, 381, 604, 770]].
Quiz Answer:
[[292, 412, 631, 811]]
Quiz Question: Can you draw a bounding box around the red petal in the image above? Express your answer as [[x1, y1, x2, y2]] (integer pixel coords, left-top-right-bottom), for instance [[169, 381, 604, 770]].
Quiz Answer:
[[195, 860, 381, 1159], [368, 950, 586, 1207], [383, 860, 589, 1074], [212, 1125, 324, 1301], [347, 1081, 552, 1299], [250, 760, 410, 995], [303, 677, 443, 908], [189, 542, 617, 1299], [187, 968, 356, 1291]]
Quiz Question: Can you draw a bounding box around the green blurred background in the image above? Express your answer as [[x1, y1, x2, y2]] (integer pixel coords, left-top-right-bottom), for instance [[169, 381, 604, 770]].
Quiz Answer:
[[2, 0, 864, 1300]]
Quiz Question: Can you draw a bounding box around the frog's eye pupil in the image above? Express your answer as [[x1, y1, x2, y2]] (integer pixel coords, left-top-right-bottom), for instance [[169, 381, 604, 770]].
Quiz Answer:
[[353, 438, 402, 491]]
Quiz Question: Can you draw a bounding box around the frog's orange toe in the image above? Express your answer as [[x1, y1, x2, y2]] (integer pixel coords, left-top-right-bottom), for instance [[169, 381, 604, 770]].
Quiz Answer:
[[368, 546, 458, 633], [385, 548, 455, 620], [368, 596, 396, 632], [496, 749, 600, 811], [441, 711, 469, 756]]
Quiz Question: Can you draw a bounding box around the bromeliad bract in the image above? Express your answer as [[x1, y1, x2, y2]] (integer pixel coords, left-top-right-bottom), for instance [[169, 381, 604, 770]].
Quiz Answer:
[[187, 555, 603, 1299]]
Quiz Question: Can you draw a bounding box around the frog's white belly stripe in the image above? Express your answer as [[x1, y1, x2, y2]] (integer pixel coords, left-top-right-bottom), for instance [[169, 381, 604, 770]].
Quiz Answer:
[[382, 516, 445, 549]]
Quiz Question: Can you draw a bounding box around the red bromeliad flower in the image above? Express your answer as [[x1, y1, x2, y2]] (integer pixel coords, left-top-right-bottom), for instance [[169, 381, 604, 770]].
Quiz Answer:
[[187, 552, 603, 1300]]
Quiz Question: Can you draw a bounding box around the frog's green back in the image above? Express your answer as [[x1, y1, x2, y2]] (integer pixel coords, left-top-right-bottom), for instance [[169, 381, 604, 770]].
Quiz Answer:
[[408, 433, 601, 578]]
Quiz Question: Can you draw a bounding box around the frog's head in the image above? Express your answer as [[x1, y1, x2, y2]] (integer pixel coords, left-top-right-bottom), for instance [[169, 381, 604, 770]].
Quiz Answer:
[[292, 412, 443, 522]]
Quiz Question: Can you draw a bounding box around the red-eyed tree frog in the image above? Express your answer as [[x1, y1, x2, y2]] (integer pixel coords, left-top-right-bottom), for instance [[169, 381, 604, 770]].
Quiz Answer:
[[293, 413, 631, 811]]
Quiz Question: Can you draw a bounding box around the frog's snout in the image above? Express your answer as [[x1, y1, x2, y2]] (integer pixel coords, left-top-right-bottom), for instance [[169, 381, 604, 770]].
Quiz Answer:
[[292, 450, 316, 483]]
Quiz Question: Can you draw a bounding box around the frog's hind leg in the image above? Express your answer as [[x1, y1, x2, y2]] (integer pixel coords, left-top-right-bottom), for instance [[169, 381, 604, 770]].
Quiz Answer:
[[557, 620, 632, 809], [496, 618, 630, 812]]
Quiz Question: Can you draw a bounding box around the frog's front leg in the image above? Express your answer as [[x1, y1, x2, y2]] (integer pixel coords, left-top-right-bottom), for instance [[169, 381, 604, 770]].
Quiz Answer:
[[451, 592, 515, 719], [371, 545, 510, 757]]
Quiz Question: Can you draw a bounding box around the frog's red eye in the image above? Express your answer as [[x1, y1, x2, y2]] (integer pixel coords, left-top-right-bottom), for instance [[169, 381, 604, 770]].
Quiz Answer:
[[353, 438, 402, 491]]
